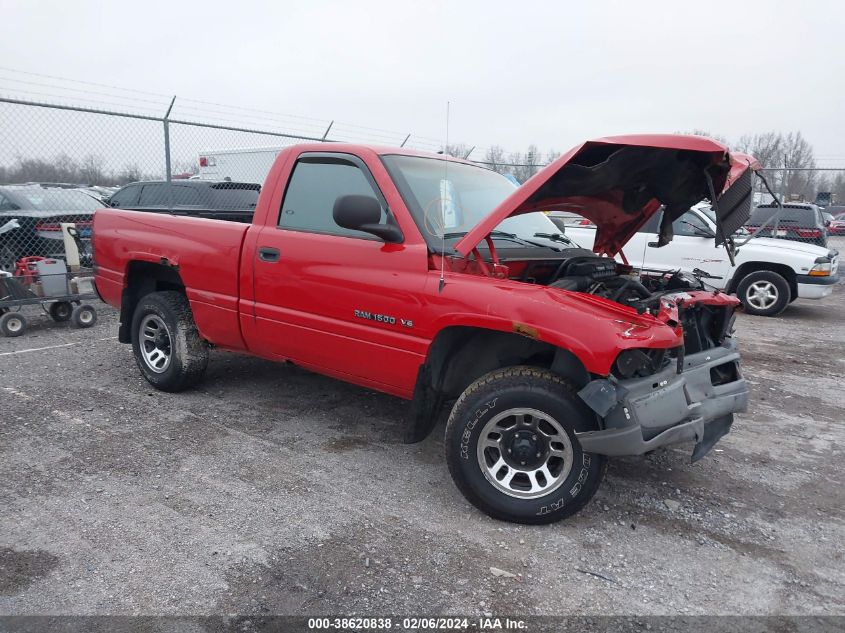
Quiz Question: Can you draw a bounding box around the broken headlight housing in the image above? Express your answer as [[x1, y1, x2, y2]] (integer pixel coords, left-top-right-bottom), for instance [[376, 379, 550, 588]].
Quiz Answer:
[[613, 348, 670, 379]]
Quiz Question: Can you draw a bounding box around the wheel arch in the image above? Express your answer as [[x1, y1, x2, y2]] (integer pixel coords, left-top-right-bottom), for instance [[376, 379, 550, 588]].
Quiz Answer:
[[405, 324, 591, 443], [727, 261, 797, 299], [118, 260, 186, 343], [429, 325, 591, 398]]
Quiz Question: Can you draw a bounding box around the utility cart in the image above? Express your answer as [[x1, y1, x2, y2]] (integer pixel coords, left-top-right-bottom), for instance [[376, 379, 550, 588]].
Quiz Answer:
[[0, 222, 98, 337]]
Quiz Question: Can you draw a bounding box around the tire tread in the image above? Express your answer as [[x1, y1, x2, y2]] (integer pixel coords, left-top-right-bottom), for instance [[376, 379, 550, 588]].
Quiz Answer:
[[444, 365, 606, 524]]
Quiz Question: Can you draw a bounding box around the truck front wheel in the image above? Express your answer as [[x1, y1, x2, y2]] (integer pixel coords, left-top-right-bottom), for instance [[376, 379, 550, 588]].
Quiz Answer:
[[444, 366, 606, 524], [736, 270, 791, 317], [130, 291, 209, 392]]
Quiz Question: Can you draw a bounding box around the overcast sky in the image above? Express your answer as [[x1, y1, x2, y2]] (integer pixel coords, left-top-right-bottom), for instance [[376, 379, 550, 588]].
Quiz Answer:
[[2, 0, 844, 165]]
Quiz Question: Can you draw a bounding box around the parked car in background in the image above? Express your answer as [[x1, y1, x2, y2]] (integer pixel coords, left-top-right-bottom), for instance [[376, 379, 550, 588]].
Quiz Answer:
[[828, 216, 845, 236], [564, 205, 839, 316], [822, 211, 836, 236], [0, 184, 100, 272], [547, 211, 594, 232], [825, 205, 845, 219], [745, 203, 828, 248], [108, 180, 260, 222]]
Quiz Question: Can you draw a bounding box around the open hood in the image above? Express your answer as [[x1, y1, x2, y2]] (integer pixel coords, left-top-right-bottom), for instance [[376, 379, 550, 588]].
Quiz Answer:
[[454, 135, 760, 257]]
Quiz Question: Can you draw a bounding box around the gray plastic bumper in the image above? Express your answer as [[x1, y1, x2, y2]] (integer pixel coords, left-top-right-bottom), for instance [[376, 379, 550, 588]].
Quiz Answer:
[[575, 343, 747, 459]]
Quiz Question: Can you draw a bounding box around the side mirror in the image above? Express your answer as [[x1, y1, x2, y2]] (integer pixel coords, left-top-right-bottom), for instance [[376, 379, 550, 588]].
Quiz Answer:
[[333, 194, 403, 243], [824, 219, 831, 227]]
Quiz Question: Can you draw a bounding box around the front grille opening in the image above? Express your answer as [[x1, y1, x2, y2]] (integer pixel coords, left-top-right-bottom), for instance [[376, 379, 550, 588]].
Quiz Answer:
[[680, 304, 732, 355], [710, 361, 739, 386]]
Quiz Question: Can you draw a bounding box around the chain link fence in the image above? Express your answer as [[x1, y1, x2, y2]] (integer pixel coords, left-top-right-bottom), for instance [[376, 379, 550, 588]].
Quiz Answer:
[[0, 95, 452, 273], [1, 94, 844, 276]]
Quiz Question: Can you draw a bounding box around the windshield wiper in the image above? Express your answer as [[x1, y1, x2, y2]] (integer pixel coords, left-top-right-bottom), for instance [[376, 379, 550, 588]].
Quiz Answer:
[[533, 232, 573, 244], [443, 230, 516, 239], [441, 230, 562, 252]]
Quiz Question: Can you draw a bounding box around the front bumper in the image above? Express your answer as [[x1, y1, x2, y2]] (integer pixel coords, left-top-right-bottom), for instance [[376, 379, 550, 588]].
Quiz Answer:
[[576, 342, 747, 461], [796, 272, 839, 300]]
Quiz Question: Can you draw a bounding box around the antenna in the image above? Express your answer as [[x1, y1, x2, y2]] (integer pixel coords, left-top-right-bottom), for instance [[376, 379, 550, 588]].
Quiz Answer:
[[438, 101, 450, 293]]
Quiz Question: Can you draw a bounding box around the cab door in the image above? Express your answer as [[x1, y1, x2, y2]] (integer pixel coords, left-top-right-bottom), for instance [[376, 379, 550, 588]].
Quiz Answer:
[[249, 152, 430, 397], [635, 209, 732, 283]]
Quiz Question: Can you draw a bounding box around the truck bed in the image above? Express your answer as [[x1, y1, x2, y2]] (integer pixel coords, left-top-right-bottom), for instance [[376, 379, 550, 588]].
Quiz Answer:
[[119, 207, 255, 224], [93, 208, 251, 349]]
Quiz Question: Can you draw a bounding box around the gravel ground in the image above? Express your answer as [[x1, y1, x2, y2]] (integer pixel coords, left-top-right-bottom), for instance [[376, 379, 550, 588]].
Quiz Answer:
[[1, 238, 843, 617]]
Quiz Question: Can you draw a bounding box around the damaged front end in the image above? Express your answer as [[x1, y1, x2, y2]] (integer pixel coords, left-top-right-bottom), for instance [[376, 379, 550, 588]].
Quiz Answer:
[[576, 287, 746, 462]]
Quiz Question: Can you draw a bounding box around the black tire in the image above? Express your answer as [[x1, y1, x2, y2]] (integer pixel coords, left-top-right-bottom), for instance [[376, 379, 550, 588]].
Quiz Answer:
[[444, 366, 606, 524], [71, 304, 97, 328], [736, 270, 791, 317], [130, 291, 209, 392], [0, 311, 27, 337], [49, 301, 73, 322]]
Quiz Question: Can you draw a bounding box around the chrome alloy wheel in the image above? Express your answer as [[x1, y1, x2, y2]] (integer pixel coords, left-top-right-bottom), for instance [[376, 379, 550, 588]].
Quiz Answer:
[[747, 280, 779, 310], [139, 314, 172, 373], [476, 407, 574, 499]]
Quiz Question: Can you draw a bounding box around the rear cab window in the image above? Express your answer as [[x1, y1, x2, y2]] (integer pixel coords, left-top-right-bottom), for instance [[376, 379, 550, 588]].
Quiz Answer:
[[750, 206, 817, 226], [209, 184, 260, 210]]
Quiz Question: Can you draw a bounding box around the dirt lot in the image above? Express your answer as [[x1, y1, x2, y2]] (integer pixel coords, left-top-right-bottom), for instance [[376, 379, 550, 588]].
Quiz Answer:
[[1, 239, 843, 618]]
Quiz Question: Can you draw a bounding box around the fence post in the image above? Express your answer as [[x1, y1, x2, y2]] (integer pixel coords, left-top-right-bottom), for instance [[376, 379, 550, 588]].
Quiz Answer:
[[774, 160, 788, 234], [163, 96, 176, 210]]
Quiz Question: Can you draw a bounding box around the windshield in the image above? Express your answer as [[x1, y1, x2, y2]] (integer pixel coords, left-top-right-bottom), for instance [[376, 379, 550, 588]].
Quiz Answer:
[[13, 188, 102, 212], [382, 154, 569, 247], [699, 206, 717, 225]]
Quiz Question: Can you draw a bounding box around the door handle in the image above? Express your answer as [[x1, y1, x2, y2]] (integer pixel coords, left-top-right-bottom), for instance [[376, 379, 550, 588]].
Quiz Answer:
[[258, 247, 280, 262]]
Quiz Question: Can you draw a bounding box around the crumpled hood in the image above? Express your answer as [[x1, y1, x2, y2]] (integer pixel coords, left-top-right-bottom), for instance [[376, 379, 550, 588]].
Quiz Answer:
[[455, 134, 760, 257]]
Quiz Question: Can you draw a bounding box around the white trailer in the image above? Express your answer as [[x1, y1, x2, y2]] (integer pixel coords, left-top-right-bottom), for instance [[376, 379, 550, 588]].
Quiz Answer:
[[197, 146, 286, 184]]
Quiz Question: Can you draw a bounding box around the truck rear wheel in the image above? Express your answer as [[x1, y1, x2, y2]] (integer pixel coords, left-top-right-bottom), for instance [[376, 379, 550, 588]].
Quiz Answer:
[[444, 366, 606, 524], [130, 291, 209, 392], [736, 270, 790, 317]]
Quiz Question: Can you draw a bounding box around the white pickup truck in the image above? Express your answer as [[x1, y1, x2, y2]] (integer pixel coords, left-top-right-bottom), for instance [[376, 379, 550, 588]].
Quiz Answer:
[[559, 206, 839, 316]]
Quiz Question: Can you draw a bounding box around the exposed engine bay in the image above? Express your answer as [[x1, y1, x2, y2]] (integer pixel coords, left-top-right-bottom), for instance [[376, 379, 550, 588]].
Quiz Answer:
[[496, 245, 703, 314], [472, 244, 737, 366]]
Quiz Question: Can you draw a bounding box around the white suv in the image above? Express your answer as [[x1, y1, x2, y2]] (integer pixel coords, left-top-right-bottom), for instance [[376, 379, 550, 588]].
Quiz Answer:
[[560, 206, 839, 316]]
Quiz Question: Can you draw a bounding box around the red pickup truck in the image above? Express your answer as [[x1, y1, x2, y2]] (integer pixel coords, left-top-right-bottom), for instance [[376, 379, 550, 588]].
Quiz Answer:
[[94, 135, 755, 524]]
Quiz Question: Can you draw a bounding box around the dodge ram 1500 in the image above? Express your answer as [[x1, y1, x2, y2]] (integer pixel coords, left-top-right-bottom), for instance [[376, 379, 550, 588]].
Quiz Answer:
[[94, 134, 756, 523]]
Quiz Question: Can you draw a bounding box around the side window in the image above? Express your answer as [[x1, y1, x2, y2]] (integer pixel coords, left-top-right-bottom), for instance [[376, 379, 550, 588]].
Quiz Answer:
[[110, 185, 139, 208], [279, 158, 386, 238], [172, 185, 201, 206], [0, 194, 16, 211], [672, 211, 710, 237], [139, 184, 168, 206]]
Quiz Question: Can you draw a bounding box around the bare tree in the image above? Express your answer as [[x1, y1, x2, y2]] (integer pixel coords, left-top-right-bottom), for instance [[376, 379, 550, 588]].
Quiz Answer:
[[780, 132, 816, 199], [513, 144, 541, 182], [117, 163, 143, 184], [483, 145, 507, 174], [442, 143, 472, 159], [79, 154, 106, 185]]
